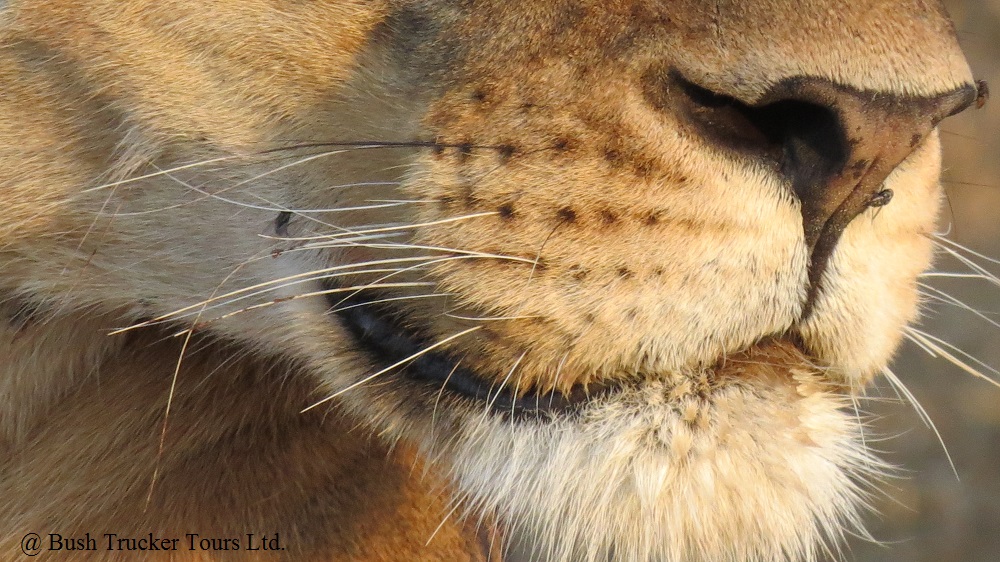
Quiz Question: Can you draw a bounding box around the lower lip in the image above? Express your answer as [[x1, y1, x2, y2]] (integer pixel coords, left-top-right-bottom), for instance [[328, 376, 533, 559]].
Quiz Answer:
[[327, 288, 605, 418]]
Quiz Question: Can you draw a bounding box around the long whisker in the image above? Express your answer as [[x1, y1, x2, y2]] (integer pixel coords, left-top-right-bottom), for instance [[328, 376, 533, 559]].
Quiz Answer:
[[82, 154, 241, 193], [307, 242, 536, 266], [904, 327, 1000, 389], [195, 287, 452, 331], [430, 359, 465, 447], [115, 240, 533, 333], [426, 499, 466, 548], [109, 195, 410, 217], [932, 234, 1000, 265], [146, 243, 270, 505], [880, 365, 958, 478], [301, 326, 482, 413], [510, 221, 563, 317], [920, 272, 1000, 281], [320, 254, 488, 312], [256, 139, 503, 154], [329, 292, 452, 315], [137, 162, 407, 215], [292, 212, 499, 242], [111, 257, 442, 332], [933, 245, 1000, 287], [483, 350, 528, 421], [444, 313, 542, 322], [849, 394, 872, 471], [81, 140, 466, 194], [9, 143, 427, 233], [144, 146, 414, 219], [181, 281, 438, 330], [918, 283, 1000, 329]]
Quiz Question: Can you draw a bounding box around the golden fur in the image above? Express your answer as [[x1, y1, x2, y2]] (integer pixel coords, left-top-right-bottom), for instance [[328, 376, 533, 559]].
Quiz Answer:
[[0, 1, 981, 560]]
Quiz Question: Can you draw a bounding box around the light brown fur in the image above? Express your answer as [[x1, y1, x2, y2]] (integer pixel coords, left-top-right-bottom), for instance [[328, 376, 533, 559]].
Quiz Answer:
[[0, 1, 981, 561]]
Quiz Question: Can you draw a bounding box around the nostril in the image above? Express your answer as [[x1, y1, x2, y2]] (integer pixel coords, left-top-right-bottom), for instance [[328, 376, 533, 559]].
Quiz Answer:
[[753, 99, 847, 192], [670, 72, 849, 190]]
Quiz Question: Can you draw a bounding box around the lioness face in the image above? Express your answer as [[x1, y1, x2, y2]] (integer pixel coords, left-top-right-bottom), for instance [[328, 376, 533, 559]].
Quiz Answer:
[[1, 0, 981, 560]]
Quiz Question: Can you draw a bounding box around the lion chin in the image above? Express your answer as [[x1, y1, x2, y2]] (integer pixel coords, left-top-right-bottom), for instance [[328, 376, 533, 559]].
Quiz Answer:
[[326, 315, 877, 562]]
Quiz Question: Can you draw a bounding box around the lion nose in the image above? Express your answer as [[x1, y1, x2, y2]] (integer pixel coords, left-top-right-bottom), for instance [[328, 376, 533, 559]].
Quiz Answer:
[[667, 71, 979, 303], [755, 78, 978, 289]]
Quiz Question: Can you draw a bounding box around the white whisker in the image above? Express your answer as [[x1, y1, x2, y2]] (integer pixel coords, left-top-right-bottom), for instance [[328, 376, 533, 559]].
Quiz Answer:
[[430, 360, 464, 447], [920, 272, 999, 281], [301, 326, 481, 413], [305, 241, 538, 266], [329, 292, 452, 314], [153, 165, 405, 216], [112, 257, 444, 332], [918, 283, 1000, 329], [880, 365, 957, 478], [186, 282, 438, 328], [444, 313, 541, 322], [849, 395, 871, 471], [933, 233, 1000, 267], [81, 155, 240, 193], [932, 242, 1000, 287], [288, 212, 499, 242], [904, 327, 1000, 389], [205, 146, 395, 196], [483, 350, 528, 420], [426, 500, 465, 547]]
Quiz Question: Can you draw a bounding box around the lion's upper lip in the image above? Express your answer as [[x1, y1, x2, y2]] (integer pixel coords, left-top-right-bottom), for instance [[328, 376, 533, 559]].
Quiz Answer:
[[328, 289, 608, 417]]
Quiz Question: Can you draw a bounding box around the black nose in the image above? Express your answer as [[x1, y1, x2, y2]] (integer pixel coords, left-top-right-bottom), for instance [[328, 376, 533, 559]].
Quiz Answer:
[[757, 78, 976, 280], [666, 71, 978, 309]]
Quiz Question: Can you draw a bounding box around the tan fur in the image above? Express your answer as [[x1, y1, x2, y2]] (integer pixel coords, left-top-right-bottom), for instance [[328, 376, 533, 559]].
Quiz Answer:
[[0, 1, 979, 561]]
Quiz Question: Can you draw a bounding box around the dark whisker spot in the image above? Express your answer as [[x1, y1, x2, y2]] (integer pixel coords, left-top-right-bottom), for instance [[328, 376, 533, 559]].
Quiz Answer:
[[554, 137, 575, 152], [498, 144, 517, 161], [498, 203, 516, 220], [557, 207, 577, 223], [458, 142, 474, 161]]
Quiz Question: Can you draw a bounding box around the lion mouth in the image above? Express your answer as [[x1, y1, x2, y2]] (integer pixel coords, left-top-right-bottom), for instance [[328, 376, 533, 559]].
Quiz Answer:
[[329, 291, 608, 417], [329, 290, 820, 418]]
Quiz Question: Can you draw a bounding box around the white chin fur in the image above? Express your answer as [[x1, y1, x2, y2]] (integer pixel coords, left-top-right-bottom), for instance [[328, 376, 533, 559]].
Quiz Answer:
[[435, 366, 880, 562]]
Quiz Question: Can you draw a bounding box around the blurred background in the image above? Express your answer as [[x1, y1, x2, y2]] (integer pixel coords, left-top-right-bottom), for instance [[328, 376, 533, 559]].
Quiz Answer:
[[849, 1, 1000, 561]]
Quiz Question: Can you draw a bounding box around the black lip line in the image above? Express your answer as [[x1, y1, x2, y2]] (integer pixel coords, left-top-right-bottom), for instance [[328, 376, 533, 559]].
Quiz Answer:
[[327, 289, 606, 417]]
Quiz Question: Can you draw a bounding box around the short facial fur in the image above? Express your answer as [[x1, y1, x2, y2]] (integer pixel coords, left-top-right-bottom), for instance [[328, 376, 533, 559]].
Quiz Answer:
[[0, 1, 981, 561]]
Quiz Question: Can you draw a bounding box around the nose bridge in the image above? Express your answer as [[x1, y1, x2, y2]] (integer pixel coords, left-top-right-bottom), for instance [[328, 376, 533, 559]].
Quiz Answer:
[[773, 77, 979, 310], [670, 0, 974, 103]]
